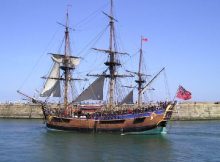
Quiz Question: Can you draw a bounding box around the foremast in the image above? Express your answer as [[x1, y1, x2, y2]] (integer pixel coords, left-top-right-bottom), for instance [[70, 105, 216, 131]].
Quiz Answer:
[[61, 10, 83, 109], [18, 8, 84, 116], [41, 9, 81, 110]]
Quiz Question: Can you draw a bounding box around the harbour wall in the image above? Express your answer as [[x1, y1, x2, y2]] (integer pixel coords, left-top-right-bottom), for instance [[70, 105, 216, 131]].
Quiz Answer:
[[0, 102, 220, 120], [0, 103, 43, 119], [172, 102, 220, 120]]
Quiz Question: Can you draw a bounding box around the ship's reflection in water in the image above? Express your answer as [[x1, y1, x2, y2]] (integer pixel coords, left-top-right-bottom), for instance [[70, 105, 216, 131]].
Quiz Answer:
[[41, 131, 172, 162]]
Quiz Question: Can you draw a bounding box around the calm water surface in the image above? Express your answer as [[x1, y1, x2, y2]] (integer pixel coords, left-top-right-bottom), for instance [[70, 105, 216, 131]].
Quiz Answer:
[[0, 119, 220, 162]]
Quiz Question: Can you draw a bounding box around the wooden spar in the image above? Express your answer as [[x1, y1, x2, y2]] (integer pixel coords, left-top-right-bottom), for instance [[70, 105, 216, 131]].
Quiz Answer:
[[92, 0, 120, 109], [130, 36, 148, 108], [57, 9, 80, 109], [63, 10, 70, 110], [137, 36, 144, 108], [126, 70, 150, 77], [17, 90, 45, 104], [17, 10, 79, 107], [48, 53, 80, 59], [141, 67, 165, 94], [126, 36, 159, 108], [41, 76, 86, 81], [108, 0, 114, 109], [91, 48, 128, 55], [90, 0, 133, 109]]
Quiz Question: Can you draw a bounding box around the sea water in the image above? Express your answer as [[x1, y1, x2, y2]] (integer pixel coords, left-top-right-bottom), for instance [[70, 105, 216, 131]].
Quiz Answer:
[[0, 119, 220, 162]]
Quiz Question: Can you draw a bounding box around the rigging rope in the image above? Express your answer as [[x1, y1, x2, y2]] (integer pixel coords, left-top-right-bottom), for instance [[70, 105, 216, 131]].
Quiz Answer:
[[163, 69, 171, 100], [77, 25, 109, 58], [74, 2, 109, 28], [18, 28, 60, 91]]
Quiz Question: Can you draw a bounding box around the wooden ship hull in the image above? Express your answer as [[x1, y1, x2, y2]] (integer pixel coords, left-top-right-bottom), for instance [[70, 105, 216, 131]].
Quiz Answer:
[[43, 103, 175, 134], [46, 115, 164, 134]]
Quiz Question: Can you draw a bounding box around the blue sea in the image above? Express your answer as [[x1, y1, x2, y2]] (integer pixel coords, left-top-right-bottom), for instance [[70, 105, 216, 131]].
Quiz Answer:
[[0, 119, 220, 162]]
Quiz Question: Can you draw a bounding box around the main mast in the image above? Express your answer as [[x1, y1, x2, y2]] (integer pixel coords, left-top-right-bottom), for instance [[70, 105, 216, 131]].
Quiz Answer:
[[63, 11, 70, 109], [91, 0, 131, 109], [108, 0, 115, 109]]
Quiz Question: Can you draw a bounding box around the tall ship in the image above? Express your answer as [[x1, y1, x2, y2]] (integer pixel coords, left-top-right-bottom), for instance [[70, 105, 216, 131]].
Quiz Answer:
[[18, 0, 176, 134]]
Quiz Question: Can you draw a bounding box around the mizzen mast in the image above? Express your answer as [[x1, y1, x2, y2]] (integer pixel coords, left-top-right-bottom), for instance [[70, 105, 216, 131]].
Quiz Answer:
[[134, 37, 165, 108], [126, 36, 150, 108], [136, 36, 146, 108]]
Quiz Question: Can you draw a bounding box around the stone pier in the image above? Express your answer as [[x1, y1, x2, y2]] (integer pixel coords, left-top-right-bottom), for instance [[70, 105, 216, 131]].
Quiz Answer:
[[172, 102, 220, 120], [0, 103, 42, 119], [1, 102, 220, 120]]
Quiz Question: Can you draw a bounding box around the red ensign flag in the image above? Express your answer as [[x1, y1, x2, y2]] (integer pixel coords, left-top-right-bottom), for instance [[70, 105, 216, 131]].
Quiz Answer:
[[176, 86, 192, 100], [142, 38, 148, 42]]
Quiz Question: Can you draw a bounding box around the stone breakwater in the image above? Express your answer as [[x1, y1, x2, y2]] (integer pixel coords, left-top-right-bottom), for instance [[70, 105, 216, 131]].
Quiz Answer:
[[172, 102, 220, 120], [0, 103, 42, 119], [0, 102, 220, 120]]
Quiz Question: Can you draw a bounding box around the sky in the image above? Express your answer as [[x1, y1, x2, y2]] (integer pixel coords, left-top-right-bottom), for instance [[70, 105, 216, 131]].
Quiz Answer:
[[0, 0, 220, 102]]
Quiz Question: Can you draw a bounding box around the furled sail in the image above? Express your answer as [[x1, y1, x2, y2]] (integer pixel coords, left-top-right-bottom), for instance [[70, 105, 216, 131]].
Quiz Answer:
[[120, 90, 133, 104], [40, 61, 61, 97], [74, 76, 105, 102], [51, 54, 80, 67]]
